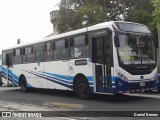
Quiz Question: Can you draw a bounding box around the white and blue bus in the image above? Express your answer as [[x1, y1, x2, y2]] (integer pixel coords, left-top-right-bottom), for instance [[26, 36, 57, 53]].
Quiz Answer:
[[0, 54, 2, 86], [1, 21, 157, 98]]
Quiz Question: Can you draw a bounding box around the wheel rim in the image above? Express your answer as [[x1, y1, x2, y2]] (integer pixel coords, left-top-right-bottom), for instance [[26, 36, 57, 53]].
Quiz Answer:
[[79, 83, 87, 95]]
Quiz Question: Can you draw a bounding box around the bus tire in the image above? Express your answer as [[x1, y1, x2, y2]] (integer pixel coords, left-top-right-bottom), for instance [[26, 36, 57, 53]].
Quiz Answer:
[[75, 77, 90, 99], [20, 76, 28, 92], [0, 82, 2, 86]]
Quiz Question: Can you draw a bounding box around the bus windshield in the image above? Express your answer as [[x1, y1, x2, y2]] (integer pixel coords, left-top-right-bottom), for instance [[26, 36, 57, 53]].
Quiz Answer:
[[117, 34, 156, 65]]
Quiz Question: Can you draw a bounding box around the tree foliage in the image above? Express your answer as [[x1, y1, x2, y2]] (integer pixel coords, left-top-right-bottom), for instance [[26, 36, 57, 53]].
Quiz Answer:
[[56, 0, 108, 33], [152, 0, 160, 31], [55, 0, 159, 37]]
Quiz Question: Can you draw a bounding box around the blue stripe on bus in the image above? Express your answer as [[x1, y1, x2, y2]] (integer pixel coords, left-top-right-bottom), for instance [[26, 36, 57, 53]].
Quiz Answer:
[[43, 72, 93, 81], [1, 67, 19, 86], [1, 66, 93, 89], [41, 71, 93, 85], [24, 70, 73, 89], [1, 67, 33, 87], [24, 70, 93, 88], [42, 72, 93, 84], [23, 70, 93, 85]]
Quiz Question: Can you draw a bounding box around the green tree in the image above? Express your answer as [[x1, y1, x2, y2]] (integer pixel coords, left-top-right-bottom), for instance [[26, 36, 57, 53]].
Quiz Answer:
[[126, 9, 152, 25], [73, 3, 108, 29], [56, 0, 108, 33], [152, 0, 160, 40], [56, 0, 156, 33], [125, 0, 158, 40]]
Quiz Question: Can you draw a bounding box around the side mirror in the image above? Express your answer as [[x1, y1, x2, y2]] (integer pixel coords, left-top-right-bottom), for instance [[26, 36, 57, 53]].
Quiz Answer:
[[114, 35, 120, 47]]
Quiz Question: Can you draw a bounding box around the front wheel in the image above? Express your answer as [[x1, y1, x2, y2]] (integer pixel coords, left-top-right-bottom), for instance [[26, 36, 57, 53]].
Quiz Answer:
[[75, 77, 90, 99], [20, 76, 28, 92]]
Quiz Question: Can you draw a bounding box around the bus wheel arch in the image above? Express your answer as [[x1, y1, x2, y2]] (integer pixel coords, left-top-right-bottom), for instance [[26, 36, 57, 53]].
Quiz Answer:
[[73, 74, 91, 99], [19, 75, 28, 92]]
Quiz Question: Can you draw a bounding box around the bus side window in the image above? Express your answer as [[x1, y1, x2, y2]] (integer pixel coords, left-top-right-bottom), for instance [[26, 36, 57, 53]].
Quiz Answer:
[[2, 52, 6, 65], [53, 39, 68, 59], [45, 42, 53, 61], [70, 35, 89, 58], [23, 47, 33, 63], [27, 47, 33, 63], [13, 48, 22, 64]]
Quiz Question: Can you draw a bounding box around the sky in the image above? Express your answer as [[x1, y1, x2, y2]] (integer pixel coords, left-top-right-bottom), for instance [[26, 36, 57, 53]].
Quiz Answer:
[[0, 0, 60, 52]]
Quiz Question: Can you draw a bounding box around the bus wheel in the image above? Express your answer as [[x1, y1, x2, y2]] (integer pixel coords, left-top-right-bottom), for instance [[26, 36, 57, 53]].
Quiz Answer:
[[20, 77, 28, 92], [76, 77, 90, 99], [0, 82, 3, 86]]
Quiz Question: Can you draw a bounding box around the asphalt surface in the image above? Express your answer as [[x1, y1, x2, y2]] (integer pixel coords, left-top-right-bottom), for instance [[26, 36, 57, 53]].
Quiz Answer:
[[1, 86, 160, 120]]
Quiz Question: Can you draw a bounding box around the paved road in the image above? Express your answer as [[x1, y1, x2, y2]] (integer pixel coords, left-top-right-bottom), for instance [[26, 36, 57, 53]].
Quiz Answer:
[[0, 86, 160, 120]]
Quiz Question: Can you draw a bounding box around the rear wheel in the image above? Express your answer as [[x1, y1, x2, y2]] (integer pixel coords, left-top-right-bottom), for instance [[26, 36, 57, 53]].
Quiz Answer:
[[20, 76, 28, 92], [75, 77, 90, 99]]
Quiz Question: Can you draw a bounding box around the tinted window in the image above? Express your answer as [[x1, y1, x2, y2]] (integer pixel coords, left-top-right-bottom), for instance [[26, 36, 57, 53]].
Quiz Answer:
[[54, 39, 68, 59], [27, 47, 33, 55], [45, 42, 53, 61], [23, 47, 33, 63], [35, 46, 44, 62], [15, 49, 21, 56], [2, 51, 6, 65], [70, 35, 89, 58], [24, 47, 33, 55], [13, 48, 22, 64], [46, 43, 52, 51]]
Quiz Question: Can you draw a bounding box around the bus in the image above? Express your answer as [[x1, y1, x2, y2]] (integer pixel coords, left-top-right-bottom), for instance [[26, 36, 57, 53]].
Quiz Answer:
[[1, 21, 157, 99], [0, 54, 2, 86]]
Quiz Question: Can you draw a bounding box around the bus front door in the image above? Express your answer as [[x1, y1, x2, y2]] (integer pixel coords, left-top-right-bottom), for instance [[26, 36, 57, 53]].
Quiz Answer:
[[92, 36, 112, 92], [6, 53, 13, 86]]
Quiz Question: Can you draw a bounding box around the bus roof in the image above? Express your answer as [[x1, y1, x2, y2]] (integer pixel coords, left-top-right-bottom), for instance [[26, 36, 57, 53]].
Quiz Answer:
[[2, 21, 146, 51]]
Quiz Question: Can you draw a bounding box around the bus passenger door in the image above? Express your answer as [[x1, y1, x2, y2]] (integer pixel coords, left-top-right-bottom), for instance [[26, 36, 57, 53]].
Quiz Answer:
[[92, 36, 112, 92], [5, 53, 13, 86], [34, 45, 45, 88]]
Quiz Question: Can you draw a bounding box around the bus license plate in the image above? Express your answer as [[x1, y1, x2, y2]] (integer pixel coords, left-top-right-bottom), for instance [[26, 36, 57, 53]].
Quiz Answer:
[[140, 82, 145, 87]]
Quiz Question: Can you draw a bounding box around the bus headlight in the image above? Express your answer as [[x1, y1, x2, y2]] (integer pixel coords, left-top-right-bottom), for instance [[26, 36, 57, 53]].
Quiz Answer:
[[115, 70, 128, 81]]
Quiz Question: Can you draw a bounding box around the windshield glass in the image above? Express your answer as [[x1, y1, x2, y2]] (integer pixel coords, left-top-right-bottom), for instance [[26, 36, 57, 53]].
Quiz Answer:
[[117, 34, 156, 65]]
